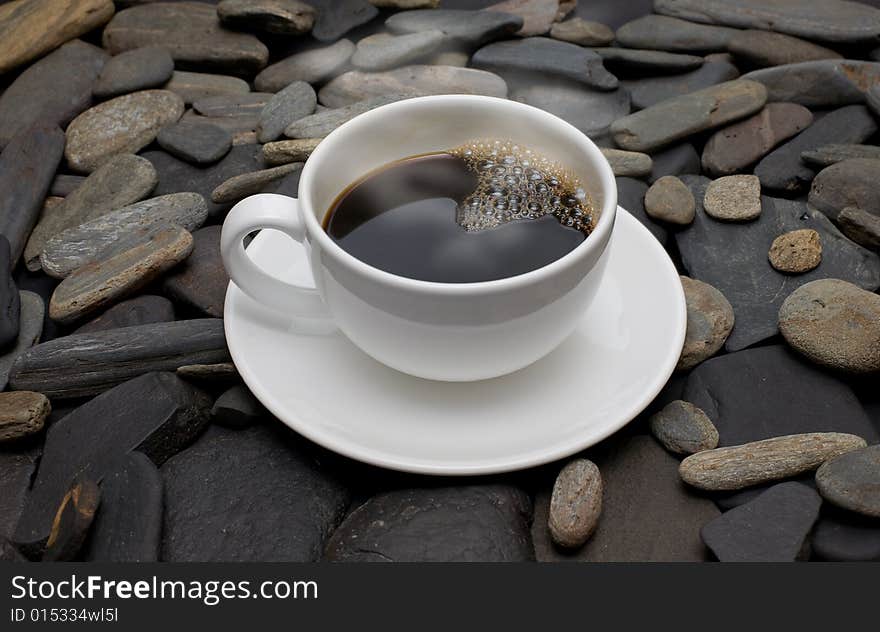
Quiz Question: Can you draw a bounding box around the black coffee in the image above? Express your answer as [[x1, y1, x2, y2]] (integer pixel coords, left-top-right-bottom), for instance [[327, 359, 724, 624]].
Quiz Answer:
[[323, 140, 595, 283]]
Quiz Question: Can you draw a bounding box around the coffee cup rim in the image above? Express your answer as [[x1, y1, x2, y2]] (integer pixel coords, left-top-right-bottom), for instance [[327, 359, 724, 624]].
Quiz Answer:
[[298, 94, 617, 295]]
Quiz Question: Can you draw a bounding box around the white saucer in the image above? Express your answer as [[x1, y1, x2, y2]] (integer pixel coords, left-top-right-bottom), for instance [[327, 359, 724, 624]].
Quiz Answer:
[[224, 208, 686, 475]]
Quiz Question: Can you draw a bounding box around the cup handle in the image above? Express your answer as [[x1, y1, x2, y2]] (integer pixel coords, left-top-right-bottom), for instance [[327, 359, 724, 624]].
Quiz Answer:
[[220, 193, 332, 321]]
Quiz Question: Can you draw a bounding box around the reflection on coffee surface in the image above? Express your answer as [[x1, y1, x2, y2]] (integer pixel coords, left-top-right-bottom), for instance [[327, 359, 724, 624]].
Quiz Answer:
[[323, 139, 596, 283]]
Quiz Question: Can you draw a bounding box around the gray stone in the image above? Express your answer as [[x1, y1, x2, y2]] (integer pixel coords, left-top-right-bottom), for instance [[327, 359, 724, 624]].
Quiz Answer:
[[816, 445, 880, 518], [254, 40, 355, 92], [592, 47, 703, 74], [616, 14, 737, 52], [319, 65, 506, 108], [163, 71, 250, 106], [9, 319, 229, 399], [768, 229, 822, 274], [701, 482, 822, 562], [94, 46, 175, 99], [180, 112, 258, 145], [728, 30, 842, 68], [601, 148, 652, 178], [616, 176, 668, 245], [644, 176, 695, 225], [472, 37, 617, 91], [809, 159, 880, 223], [385, 9, 523, 46], [0, 41, 107, 149], [64, 90, 184, 173], [41, 193, 208, 279], [193, 93, 273, 118], [24, 155, 158, 271], [654, 0, 880, 44], [211, 163, 303, 204], [648, 142, 700, 183], [0, 392, 50, 443], [779, 278, 880, 374], [755, 105, 877, 195], [622, 60, 739, 111], [743, 61, 880, 108], [217, 0, 316, 34], [211, 384, 265, 429], [678, 275, 734, 369], [352, 30, 446, 71], [49, 175, 85, 198], [702, 104, 813, 177], [680, 433, 867, 491], [802, 144, 880, 168], [75, 295, 176, 334], [838, 206, 880, 250], [704, 175, 762, 222], [176, 363, 238, 382], [550, 18, 614, 46], [812, 510, 880, 561], [674, 176, 880, 351], [157, 121, 232, 165], [163, 226, 228, 318], [612, 80, 767, 153], [258, 81, 317, 143], [0, 444, 40, 543], [868, 84, 880, 118], [0, 238, 19, 350], [102, 2, 269, 76], [0, 292, 43, 392], [548, 459, 602, 549], [650, 400, 719, 455], [310, 0, 378, 42], [285, 94, 417, 138]]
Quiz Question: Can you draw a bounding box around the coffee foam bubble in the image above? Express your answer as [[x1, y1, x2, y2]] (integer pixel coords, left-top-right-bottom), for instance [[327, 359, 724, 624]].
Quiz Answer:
[[449, 139, 595, 234]]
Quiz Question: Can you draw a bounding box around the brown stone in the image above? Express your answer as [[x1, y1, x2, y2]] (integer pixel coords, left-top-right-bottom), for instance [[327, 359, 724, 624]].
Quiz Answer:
[[550, 18, 614, 46], [211, 163, 303, 204], [645, 176, 695, 225], [0, 391, 50, 442], [703, 174, 761, 221], [600, 148, 652, 178], [42, 479, 101, 562], [728, 30, 842, 67], [769, 229, 822, 273], [548, 459, 602, 549], [262, 138, 322, 165], [838, 206, 880, 250], [163, 71, 250, 106], [217, 0, 316, 35], [677, 276, 734, 370], [486, 0, 559, 36]]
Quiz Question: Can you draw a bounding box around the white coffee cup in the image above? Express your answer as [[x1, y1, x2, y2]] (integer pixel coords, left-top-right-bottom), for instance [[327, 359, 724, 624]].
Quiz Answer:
[[220, 95, 617, 381]]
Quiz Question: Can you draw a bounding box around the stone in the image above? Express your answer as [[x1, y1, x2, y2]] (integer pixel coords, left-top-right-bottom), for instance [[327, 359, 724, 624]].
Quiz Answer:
[[163, 423, 349, 561], [0, 124, 65, 265], [838, 207, 880, 250], [868, 84, 880, 117], [0, 392, 50, 443], [472, 38, 616, 91], [809, 159, 880, 223], [615, 14, 737, 52], [0, 237, 19, 350], [176, 363, 238, 381], [258, 81, 317, 143], [728, 30, 842, 68], [326, 484, 532, 562], [217, 0, 315, 34], [287, 96, 416, 141], [24, 155, 158, 271], [616, 177, 667, 245], [370, 0, 439, 7], [163, 226, 227, 317], [163, 71, 250, 106], [352, 31, 446, 72], [812, 509, 880, 561], [49, 175, 85, 198], [93, 46, 175, 99], [40, 193, 208, 278], [550, 18, 613, 46], [212, 384, 265, 429], [678, 276, 733, 370], [194, 93, 273, 118], [676, 176, 880, 350], [649, 143, 700, 183], [650, 400, 719, 455], [703, 175, 762, 222], [485, 0, 558, 36], [622, 61, 739, 111], [743, 61, 880, 109], [262, 138, 322, 165], [319, 66, 507, 108], [802, 144, 880, 168], [680, 433, 867, 491], [0, 40, 107, 149], [310, 0, 378, 42], [548, 459, 602, 549], [654, 0, 880, 44], [0, 292, 43, 391], [180, 112, 258, 144], [701, 482, 822, 562], [644, 176, 695, 225], [611, 80, 766, 153], [84, 453, 162, 562], [75, 295, 175, 334], [42, 478, 101, 562], [12, 372, 211, 550], [756, 106, 877, 195], [769, 229, 822, 273], [157, 121, 232, 165], [385, 9, 523, 47], [592, 48, 704, 74], [0, 445, 40, 542], [9, 319, 229, 399], [64, 90, 184, 173], [778, 279, 880, 374], [254, 40, 355, 92], [211, 163, 303, 204], [532, 436, 719, 562], [701, 104, 813, 177], [49, 227, 194, 325], [0, 0, 114, 75], [601, 148, 652, 178], [102, 2, 268, 76], [816, 445, 880, 518], [144, 144, 267, 217]]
